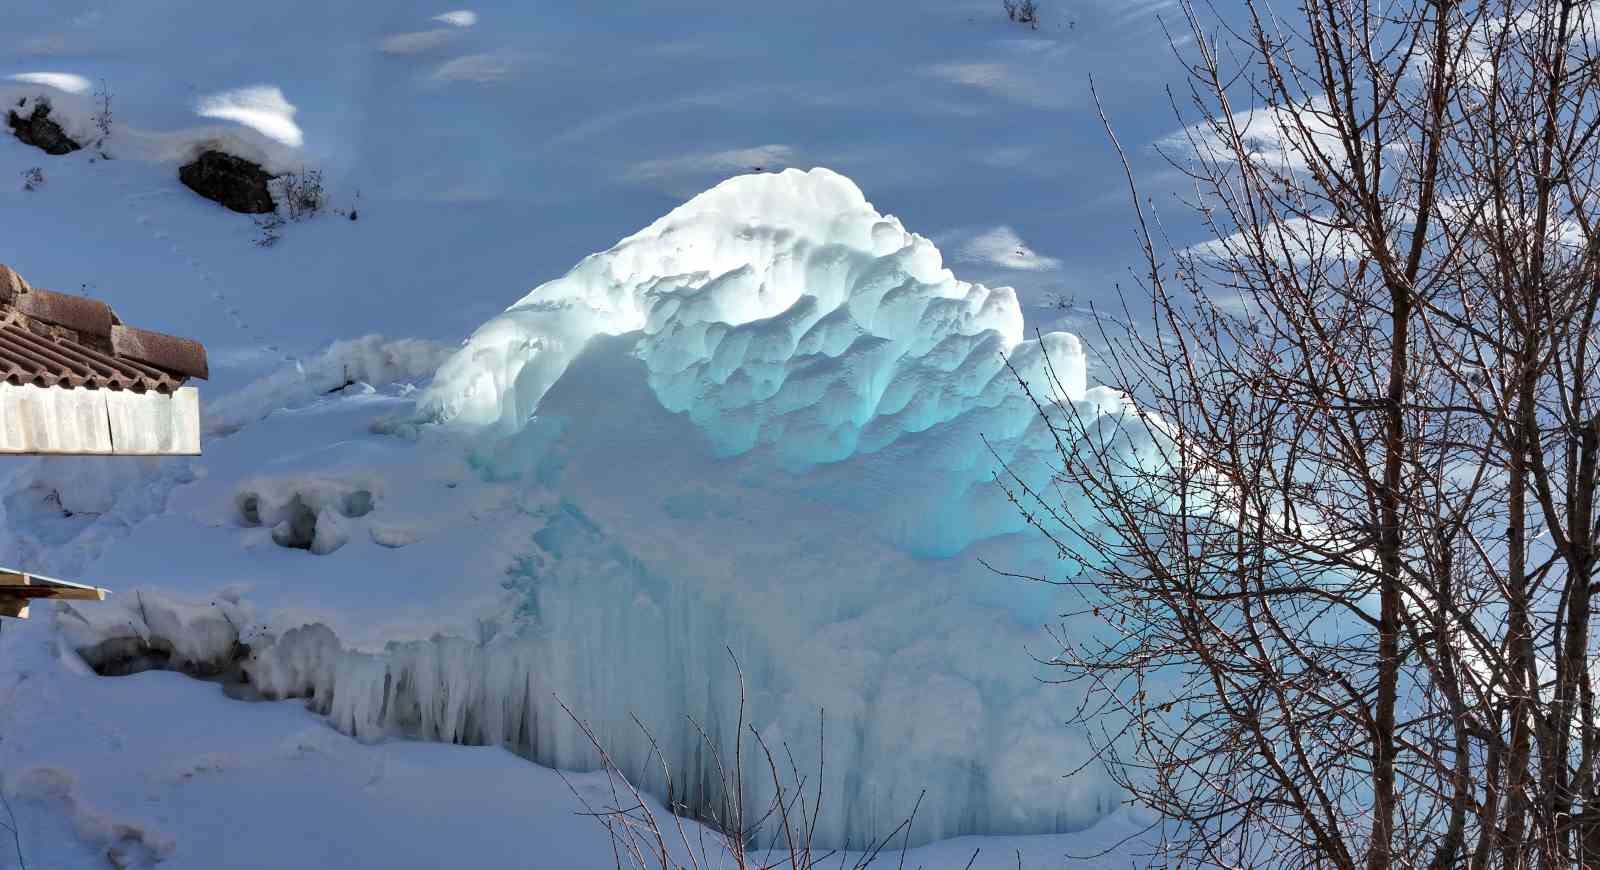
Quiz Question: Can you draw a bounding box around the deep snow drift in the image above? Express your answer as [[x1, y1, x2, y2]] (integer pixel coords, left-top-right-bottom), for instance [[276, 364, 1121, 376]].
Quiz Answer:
[[186, 168, 1148, 848]]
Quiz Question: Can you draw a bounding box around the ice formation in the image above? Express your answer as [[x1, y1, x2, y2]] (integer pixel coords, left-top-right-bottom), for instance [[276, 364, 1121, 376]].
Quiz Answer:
[[419, 168, 1089, 442], [251, 170, 1147, 847]]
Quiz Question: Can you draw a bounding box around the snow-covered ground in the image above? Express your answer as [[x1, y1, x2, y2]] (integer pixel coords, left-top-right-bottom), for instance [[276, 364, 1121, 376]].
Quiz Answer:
[[0, 1, 1204, 867]]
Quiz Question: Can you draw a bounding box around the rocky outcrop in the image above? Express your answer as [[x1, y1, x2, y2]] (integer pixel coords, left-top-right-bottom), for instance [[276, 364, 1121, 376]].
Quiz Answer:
[[178, 149, 276, 214], [7, 99, 81, 155]]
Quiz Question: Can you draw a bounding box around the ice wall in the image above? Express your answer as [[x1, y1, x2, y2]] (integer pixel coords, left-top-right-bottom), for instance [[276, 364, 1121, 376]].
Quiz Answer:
[[309, 169, 1149, 847]]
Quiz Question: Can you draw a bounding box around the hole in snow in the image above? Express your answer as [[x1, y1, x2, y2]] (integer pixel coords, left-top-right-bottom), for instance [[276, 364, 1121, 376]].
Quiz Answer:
[[235, 491, 262, 526], [269, 495, 320, 550], [63, 592, 253, 684], [234, 478, 380, 555], [341, 489, 374, 518]]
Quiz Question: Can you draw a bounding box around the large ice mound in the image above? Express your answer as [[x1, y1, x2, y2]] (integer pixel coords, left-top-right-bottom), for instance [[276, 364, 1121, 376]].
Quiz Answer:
[[420, 167, 1088, 445], [315, 169, 1145, 847]]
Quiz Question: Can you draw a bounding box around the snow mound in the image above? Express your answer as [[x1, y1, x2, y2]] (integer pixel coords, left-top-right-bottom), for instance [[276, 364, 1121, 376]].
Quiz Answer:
[[239, 170, 1151, 849], [205, 335, 450, 437], [6, 72, 92, 95], [420, 167, 1087, 453], [2, 74, 306, 171], [195, 85, 303, 148]]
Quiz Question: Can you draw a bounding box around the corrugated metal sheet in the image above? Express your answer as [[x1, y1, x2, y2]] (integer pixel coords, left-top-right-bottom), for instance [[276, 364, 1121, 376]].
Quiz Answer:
[[0, 383, 200, 454]]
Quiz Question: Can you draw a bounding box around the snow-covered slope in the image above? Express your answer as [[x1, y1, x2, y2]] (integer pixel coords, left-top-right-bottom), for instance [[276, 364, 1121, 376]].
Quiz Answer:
[[0, 0, 1199, 865], [2, 168, 1154, 854], [184, 168, 1139, 848]]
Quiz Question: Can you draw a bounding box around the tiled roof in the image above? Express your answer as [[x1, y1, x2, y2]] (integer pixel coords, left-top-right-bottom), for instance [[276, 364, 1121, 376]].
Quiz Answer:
[[0, 263, 207, 394]]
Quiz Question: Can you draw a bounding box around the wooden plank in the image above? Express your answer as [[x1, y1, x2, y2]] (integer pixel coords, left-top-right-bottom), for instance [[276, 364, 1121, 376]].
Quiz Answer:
[[0, 586, 105, 600], [0, 570, 32, 620], [0, 567, 108, 619], [0, 568, 101, 591]]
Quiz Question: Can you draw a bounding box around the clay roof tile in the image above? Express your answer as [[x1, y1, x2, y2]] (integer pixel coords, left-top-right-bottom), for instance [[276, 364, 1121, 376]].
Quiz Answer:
[[15, 287, 118, 337], [110, 325, 209, 380], [0, 264, 207, 393]]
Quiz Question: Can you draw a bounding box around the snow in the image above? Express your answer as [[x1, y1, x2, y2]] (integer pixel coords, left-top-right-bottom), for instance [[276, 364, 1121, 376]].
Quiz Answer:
[[0, 0, 1207, 865], [958, 225, 1065, 272], [60, 587, 252, 679], [5, 72, 91, 95], [433, 11, 479, 28], [203, 336, 450, 436], [194, 86, 304, 148], [0, 75, 299, 173]]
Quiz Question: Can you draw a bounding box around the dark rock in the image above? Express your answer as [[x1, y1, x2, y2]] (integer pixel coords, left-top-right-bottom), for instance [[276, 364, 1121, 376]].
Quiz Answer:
[[7, 100, 82, 155], [236, 491, 263, 525], [178, 149, 276, 214], [269, 494, 319, 550]]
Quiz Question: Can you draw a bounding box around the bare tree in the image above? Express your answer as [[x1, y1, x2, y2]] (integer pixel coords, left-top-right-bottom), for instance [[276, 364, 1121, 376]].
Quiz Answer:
[[997, 0, 1600, 866], [1003, 0, 1042, 29], [92, 78, 112, 148]]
